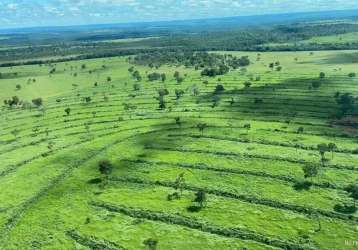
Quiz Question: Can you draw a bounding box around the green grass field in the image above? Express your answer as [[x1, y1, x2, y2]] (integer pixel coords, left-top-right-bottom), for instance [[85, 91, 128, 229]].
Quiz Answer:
[[0, 50, 357, 250]]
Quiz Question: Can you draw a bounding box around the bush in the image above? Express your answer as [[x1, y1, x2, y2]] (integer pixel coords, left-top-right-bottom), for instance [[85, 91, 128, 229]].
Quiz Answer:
[[348, 72, 356, 78], [187, 205, 202, 213], [87, 178, 102, 184], [143, 238, 158, 250], [293, 180, 312, 191], [167, 192, 180, 201], [214, 84, 225, 94], [32, 98, 43, 107], [334, 203, 357, 214], [98, 160, 113, 175]]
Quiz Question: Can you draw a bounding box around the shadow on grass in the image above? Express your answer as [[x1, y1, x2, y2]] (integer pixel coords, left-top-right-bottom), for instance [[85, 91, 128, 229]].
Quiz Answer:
[[196, 76, 338, 121], [318, 52, 358, 64]]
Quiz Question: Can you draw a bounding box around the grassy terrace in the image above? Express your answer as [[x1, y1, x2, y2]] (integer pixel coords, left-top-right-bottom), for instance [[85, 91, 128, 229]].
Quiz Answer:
[[0, 51, 357, 249]]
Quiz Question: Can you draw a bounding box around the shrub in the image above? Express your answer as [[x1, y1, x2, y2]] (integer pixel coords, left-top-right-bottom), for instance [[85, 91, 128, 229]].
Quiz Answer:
[[348, 72, 356, 78], [167, 192, 180, 201], [143, 238, 158, 250], [32, 98, 43, 107], [293, 180, 312, 191], [98, 160, 113, 175], [214, 84, 225, 94], [333, 203, 357, 214]]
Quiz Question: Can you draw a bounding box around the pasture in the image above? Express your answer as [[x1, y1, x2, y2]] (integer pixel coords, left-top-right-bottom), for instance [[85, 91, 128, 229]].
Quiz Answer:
[[0, 50, 357, 250]]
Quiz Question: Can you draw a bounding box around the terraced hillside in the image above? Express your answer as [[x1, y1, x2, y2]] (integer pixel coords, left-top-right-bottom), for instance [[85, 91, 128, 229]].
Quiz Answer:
[[0, 51, 357, 250]]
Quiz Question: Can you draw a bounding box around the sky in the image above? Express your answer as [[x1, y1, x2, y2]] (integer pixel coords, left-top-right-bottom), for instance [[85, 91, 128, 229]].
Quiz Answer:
[[1, 0, 358, 29]]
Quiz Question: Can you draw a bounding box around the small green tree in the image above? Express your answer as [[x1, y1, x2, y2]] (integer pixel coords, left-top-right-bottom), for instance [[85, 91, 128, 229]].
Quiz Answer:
[[229, 98, 235, 106], [351, 189, 358, 206], [143, 238, 158, 250], [327, 143, 337, 159], [84, 97, 92, 103], [174, 117, 181, 126], [133, 83, 141, 91], [174, 71, 180, 80], [244, 81, 252, 88], [344, 184, 358, 206], [302, 164, 319, 182], [194, 190, 207, 209], [157, 89, 169, 110], [161, 73, 166, 82], [348, 72, 356, 78], [243, 123, 251, 133], [98, 160, 113, 175], [319, 72, 325, 79], [65, 107, 71, 116], [317, 143, 328, 165], [175, 89, 184, 100], [197, 123, 207, 136], [174, 173, 185, 197], [336, 93, 355, 117], [297, 127, 304, 134], [32, 98, 43, 107]]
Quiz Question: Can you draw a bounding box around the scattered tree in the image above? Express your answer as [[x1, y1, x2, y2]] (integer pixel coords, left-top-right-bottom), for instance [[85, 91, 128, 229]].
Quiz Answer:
[[175, 89, 184, 100], [302, 164, 319, 182], [336, 93, 355, 117], [98, 160, 113, 175], [174, 173, 185, 197], [64, 107, 71, 116], [32, 98, 43, 107], [214, 84, 225, 94], [319, 72, 325, 79], [327, 143, 337, 159], [157, 89, 169, 109], [143, 238, 158, 250], [194, 190, 207, 209], [297, 127, 304, 134], [244, 81, 252, 88], [243, 123, 251, 133], [348, 72, 356, 78], [344, 184, 358, 206], [4, 96, 20, 107], [133, 83, 141, 91], [161, 73, 166, 82], [84, 97, 92, 103], [317, 143, 328, 164], [197, 123, 207, 136], [174, 117, 181, 126]]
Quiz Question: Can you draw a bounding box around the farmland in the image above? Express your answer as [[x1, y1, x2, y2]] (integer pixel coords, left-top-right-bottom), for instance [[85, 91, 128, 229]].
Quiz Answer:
[[0, 49, 357, 250]]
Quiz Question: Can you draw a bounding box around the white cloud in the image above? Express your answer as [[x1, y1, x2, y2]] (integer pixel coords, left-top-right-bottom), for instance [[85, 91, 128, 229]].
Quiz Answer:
[[6, 3, 18, 10], [1, 0, 358, 28]]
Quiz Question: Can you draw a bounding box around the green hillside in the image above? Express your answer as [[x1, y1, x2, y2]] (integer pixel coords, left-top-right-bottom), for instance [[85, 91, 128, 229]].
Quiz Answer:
[[0, 50, 357, 250]]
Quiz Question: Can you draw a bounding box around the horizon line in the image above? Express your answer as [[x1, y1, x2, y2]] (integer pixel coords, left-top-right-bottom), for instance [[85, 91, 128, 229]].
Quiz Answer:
[[1, 8, 357, 32]]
